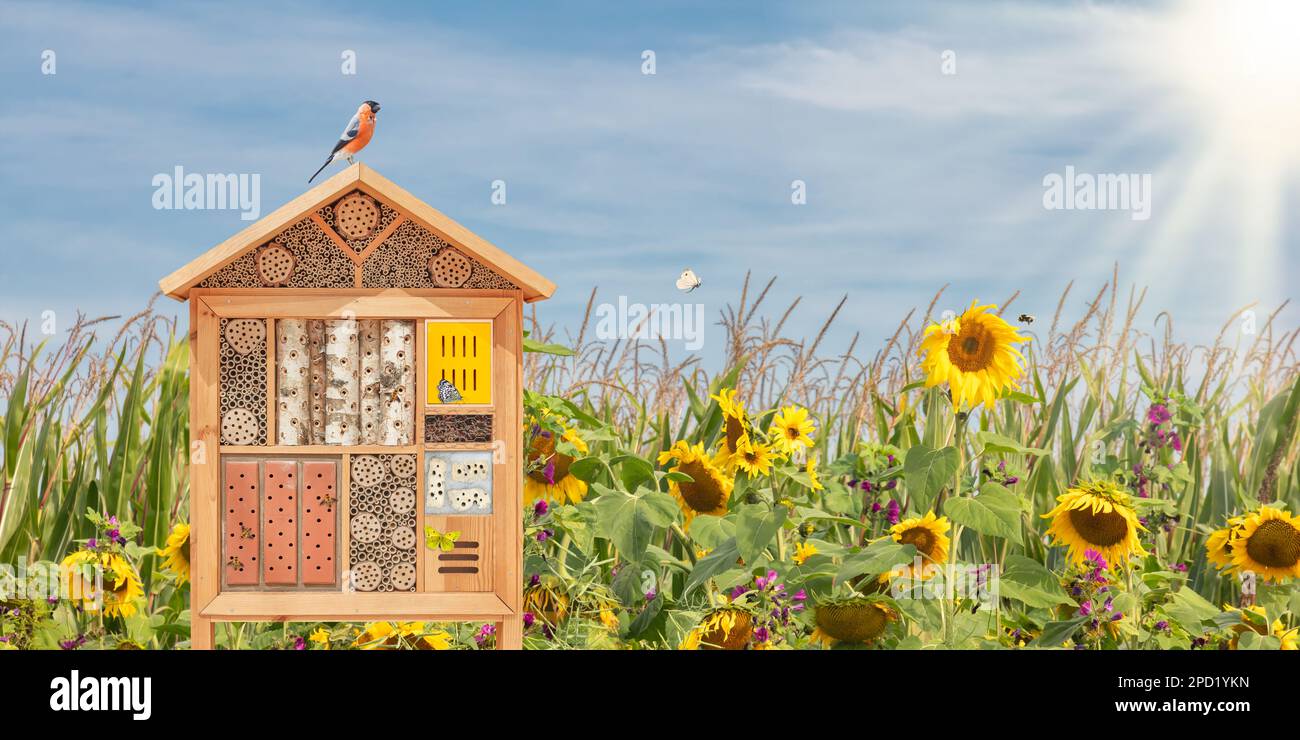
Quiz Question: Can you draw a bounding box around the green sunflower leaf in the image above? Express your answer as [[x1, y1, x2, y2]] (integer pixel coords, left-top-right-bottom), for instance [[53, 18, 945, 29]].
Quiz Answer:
[[593, 483, 679, 564], [943, 483, 1024, 544], [736, 504, 788, 565], [998, 555, 1073, 609], [684, 538, 742, 596], [834, 540, 916, 585], [1035, 617, 1086, 647], [902, 444, 959, 510]]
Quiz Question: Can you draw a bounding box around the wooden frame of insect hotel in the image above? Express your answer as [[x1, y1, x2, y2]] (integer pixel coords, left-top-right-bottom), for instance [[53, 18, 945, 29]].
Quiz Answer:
[[159, 164, 555, 649]]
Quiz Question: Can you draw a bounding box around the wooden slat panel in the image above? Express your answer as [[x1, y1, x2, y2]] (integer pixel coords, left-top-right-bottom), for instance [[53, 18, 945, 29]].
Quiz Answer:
[[200, 292, 512, 320], [301, 460, 339, 585], [201, 591, 513, 620], [423, 516, 491, 592], [192, 299, 222, 648]]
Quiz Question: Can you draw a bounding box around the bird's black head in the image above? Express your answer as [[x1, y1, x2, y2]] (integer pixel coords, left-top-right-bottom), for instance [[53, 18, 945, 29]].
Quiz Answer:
[[364, 100, 381, 114]]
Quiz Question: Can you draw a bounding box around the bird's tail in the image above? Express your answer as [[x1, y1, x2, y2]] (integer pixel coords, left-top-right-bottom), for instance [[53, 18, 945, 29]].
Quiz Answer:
[[308, 156, 333, 183]]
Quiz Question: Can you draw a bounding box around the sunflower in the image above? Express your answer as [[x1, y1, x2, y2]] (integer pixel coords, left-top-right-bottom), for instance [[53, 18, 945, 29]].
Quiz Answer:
[[1229, 506, 1300, 582], [768, 405, 815, 455], [61, 550, 144, 619], [1225, 605, 1299, 650], [658, 440, 734, 528], [157, 522, 190, 585], [732, 434, 776, 477], [308, 627, 331, 649], [811, 598, 896, 646], [793, 541, 818, 565], [891, 510, 950, 566], [1042, 480, 1147, 568], [680, 607, 754, 650], [524, 580, 571, 626], [524, 424, 590, 506], [806, 456, 824, 491], [352, 621, 451, 650], [917, 300, 1029, 408], [712, 388, 749, 459], [1205, 516, 1245, 570]]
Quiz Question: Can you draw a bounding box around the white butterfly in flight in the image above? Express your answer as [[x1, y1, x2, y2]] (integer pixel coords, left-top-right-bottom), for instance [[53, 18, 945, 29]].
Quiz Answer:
[[676, 268, 702, 292]]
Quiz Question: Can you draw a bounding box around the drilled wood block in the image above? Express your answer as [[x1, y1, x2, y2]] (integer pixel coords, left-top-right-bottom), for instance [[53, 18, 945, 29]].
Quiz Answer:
[[262, 460, 298, 585], [223, 460, 260, 586], [301, 460, 338, 585]]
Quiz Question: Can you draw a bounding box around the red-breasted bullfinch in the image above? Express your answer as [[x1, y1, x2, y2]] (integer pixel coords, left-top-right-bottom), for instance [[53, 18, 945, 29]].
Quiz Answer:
[[309, 100, 380, 183]]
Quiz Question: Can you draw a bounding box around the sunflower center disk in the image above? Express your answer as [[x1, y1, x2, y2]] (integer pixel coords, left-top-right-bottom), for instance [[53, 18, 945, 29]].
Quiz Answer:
[[678, 460, 724, 511], [1245, 520, 1300, 568], [947, 325, 995, 372], [1067, 508, 1130, 547], [816, 604, 890, 643], [899, 527, 936, 557], [725, 416, 744, 451], [526, 435, 574, 483]]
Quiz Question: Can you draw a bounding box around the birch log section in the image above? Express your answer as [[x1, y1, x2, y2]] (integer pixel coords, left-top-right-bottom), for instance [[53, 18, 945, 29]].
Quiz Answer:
[[380, 320, 416, 445], [276, 319, 311, 445], [308, 320, 327, 444], [324, 319, 360, 445], [358, 320, 382, 444]]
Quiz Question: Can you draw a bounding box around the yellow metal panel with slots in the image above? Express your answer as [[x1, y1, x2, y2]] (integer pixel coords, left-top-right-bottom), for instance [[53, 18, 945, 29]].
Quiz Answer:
[[426, 321, 493, 405]]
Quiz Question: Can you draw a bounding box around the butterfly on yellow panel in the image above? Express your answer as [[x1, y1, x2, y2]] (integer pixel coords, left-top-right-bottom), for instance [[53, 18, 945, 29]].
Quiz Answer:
[[424, 527, 461, 552], [676, 268, 702, 292]]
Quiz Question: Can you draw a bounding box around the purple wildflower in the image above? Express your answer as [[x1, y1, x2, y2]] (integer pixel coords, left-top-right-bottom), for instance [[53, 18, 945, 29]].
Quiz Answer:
[[536, 529, 553, 543], [533, 500, 549, 517], [529, 574, 540, 586], [1155, 620, 1169, 632], [1078, 600, 1093, 617], [293, 636, 306, 650], [754, 626, 769, 643], [523, 612, 536, 628], [886, 499, 900, 526], [542, 459, 556, 485], [870, 501, 882, 514]]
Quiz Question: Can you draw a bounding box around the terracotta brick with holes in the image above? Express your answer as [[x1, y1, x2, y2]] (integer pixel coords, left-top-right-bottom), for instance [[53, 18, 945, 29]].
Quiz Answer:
[[301, 460, 338, 585], [223, 460, 260, 586], [262, 461, 298, 585]]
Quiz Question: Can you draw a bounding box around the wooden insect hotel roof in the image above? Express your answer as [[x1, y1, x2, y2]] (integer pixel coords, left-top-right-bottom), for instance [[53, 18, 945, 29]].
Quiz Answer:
[[158, 163, 556, 302]]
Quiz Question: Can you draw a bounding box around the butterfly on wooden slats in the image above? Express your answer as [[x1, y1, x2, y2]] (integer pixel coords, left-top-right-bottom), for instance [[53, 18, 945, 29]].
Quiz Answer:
[[437, 379, 463, 403], [424, 527, 461, 552], [676, 268, 702, 293]]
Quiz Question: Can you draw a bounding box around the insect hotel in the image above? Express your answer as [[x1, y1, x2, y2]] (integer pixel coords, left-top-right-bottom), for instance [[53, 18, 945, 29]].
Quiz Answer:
[[159, 164, 554, 649]]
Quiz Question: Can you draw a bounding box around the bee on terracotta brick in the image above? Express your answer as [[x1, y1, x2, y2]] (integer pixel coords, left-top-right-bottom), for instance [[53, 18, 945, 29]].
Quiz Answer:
[[239, 525, 255, 539], [227, 556, 244, 571]]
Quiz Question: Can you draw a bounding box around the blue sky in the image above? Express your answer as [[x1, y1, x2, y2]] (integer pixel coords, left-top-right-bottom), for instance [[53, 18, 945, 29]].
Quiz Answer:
[[2, 0, 1296, 360]]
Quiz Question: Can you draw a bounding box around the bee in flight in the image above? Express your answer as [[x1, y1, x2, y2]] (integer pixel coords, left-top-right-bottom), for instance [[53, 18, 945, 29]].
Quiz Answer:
[[1017, 314, 1035, 324]]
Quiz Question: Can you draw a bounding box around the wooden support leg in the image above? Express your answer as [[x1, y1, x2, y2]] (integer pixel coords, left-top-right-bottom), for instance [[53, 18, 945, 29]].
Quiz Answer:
[[497, 614, 523, 650], [191, 615, 216, 650]]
